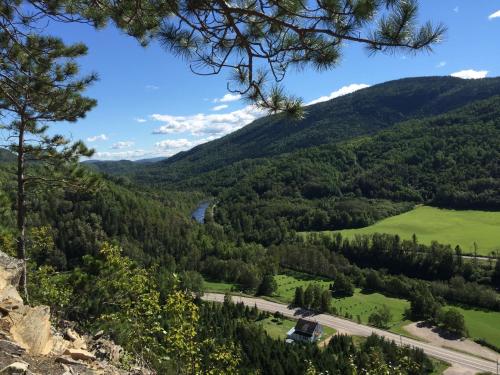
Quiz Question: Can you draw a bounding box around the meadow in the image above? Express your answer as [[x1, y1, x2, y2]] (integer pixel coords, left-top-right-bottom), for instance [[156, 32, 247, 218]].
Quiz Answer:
[[273, 274, 411, 331], [319, 206, 500, 256], [447, 306, 500, 348]]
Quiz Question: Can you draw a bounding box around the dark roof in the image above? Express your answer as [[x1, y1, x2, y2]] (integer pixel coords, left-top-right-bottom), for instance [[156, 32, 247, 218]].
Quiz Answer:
[[294, 319, 320, 336]]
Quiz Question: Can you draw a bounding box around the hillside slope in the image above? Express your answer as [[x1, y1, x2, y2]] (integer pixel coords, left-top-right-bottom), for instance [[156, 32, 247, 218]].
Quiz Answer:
[[210, 96, 500, 244], [137, 76, 500, 183]]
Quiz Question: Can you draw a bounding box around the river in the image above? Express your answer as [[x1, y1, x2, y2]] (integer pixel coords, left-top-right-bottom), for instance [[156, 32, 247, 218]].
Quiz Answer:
[[192, 202, 210, 224]]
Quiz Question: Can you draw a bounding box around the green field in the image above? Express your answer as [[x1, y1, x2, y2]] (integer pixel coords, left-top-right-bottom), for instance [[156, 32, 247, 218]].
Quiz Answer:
[[446, 306, 500, 348], [203, 280, 235, 293], [274, 273, 411, 331], [331, 289, 411, 331], [321, 206, 500, 256], [274, 272, 332, 303]]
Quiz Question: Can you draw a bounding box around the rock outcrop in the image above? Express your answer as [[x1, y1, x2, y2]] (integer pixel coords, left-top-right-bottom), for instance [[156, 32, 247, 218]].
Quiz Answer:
[[0, 250, 152, 374]]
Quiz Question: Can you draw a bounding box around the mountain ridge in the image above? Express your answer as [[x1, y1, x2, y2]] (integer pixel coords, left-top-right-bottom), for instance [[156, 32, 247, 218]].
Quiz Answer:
[[144, 76, 500, 182]]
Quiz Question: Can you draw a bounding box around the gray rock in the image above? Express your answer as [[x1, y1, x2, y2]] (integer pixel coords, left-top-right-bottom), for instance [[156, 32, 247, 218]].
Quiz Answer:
[[0, 339, 26, 356]]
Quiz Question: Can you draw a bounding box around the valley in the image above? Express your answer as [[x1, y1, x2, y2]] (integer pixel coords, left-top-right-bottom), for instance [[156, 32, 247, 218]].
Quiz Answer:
[[2, 75, 500, 375]]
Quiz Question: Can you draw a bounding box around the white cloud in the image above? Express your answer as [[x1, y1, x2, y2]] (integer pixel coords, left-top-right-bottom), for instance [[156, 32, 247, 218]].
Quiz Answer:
[[87, 134, 108, 142], [488, 10, 500, 20], [453, 6, 459, 13], [151, 84, 372, 138], [94, 149, 148, 160], [450, 69, 488, 79], [212, 104, 229, 111], [436, 61, 447, 68], [112, 141, 135, 149], [155, 138, 195, 150], [306, 83, 370, 105], [154, 137, 215, 155], [213, 93, 241, 103], [151, 105, 265, 137], [145, 85, 159, 90], [135, 118, 147, 123]]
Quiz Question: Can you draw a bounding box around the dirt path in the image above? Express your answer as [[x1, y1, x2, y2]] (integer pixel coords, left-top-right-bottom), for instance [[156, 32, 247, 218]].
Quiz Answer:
[[403, 322, 499, 362]]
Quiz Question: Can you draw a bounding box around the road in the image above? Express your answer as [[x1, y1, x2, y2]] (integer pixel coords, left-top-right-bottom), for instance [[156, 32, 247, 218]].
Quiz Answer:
[[202, 293, 499, 374]]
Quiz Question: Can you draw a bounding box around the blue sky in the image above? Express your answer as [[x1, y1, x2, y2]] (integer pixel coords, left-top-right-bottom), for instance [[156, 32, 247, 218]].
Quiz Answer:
[[43, 1, 500, 160]]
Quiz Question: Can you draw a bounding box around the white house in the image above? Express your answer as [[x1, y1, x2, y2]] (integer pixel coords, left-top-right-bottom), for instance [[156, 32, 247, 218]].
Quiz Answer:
[[286, 318, 323, 343]]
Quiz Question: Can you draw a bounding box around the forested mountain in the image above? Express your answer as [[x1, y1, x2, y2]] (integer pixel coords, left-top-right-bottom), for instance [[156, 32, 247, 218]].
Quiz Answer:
[[89, 77, 500, 244], [208, 95, 500, 243], [106, 76, 500, 184]]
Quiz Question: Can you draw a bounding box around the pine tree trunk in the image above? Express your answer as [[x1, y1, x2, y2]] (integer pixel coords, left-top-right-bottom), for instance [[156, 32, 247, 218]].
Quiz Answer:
[[16, 122, 28, 303]]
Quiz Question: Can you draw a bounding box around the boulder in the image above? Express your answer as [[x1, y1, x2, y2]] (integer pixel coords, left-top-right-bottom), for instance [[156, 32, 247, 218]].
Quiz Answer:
[[0, 298, 23, 316], [64, 328, 86, 350], [0, 251, 24, 307], [63, 348, 96, 362], [55, 356, 83, 366], [92, 338, 122, 364], [9, 305, 53, 355], [0, 252, 23, 291], [0, 361, 29, 375]]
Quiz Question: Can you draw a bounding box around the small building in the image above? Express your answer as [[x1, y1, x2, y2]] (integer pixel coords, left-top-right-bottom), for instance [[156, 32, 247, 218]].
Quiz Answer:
[[286, 318, 323, 343]]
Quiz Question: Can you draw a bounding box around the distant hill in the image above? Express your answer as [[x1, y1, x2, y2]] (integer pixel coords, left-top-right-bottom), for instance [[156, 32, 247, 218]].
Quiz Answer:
[[0, 148, 15, 163], [145, 76, 500, 182], [82, 157, 167, 175]]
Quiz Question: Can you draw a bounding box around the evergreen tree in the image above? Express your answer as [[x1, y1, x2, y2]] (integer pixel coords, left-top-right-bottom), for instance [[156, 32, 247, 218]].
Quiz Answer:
[[294, 286, 304, 307], [320, 290, 332, 313], [312, 284, 322, 310], [304, 284, 314, 309], [492, 258, 500, 289], [0, 34, 96, 298], [1, 1, 445, 113], [256, 274, 277, 296]]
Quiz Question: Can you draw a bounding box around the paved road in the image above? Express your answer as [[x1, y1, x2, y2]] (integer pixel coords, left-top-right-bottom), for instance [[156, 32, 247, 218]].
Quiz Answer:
[[202, 293, 499, 374]]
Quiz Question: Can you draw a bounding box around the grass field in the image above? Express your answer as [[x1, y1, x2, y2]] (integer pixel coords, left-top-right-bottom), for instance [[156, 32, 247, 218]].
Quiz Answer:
[[274, 272, 331, 303], [445, 306, 500, 348], [331, 289, 411, 331], [203, 280, 235, 293], [274, 273, 412, 332], [318, 206, 500, 256]]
